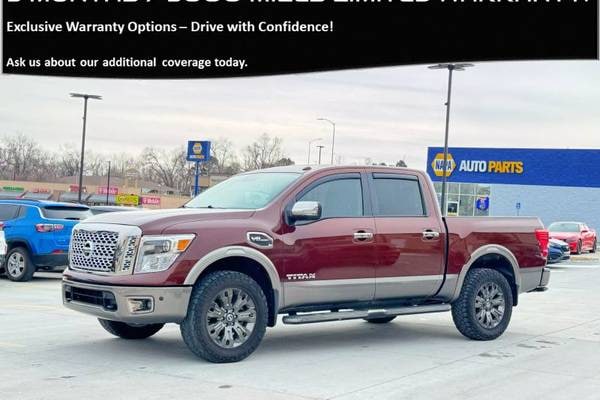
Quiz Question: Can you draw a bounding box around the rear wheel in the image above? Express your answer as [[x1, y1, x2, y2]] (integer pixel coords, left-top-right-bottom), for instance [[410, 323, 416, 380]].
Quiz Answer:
[[364, 316, 396, 324], [98, 319, 164, 339], [5, 247, 35, 282], [452, 268, 513, 341], [181, 270, 268, 363]]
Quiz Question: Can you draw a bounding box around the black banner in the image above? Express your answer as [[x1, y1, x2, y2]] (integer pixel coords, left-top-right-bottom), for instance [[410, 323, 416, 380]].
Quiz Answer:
[[3, 0, 598, 78]]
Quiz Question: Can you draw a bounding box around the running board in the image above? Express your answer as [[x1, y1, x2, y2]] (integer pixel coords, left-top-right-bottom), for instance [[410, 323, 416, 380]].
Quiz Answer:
[[282, 304, 451, 325]]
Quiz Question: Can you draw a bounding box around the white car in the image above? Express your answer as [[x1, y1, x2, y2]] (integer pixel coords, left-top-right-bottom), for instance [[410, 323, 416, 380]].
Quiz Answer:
[[0, 224, 6, 264]]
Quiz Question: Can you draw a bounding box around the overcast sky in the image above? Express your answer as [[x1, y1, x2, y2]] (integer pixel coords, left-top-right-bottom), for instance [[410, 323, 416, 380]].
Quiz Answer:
[[0, 60, 599, 169]]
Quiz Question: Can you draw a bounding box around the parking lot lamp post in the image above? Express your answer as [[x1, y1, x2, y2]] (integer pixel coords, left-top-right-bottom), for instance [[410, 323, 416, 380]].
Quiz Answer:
[[427, 63, 473, 216], [70, 93, 102, 203], [106, 160, 111, 205], [307, 138, 322, 165], [317, 118, 336, 164]]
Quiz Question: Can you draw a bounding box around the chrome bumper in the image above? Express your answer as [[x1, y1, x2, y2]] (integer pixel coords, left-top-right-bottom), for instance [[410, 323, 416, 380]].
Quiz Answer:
[[62, 279, 192, 324]]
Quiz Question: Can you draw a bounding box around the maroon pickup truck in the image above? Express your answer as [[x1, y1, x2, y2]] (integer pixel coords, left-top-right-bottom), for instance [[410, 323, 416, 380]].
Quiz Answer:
[[63, 165, 550, 363]]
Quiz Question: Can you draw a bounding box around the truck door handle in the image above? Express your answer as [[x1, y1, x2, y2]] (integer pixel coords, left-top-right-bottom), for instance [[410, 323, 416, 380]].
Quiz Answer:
[[422, 230, 440, 240], [353, 231, 374, 241]]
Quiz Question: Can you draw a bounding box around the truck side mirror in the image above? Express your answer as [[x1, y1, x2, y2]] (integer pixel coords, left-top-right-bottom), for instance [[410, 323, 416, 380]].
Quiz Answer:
[[290, 201, 322, 222]]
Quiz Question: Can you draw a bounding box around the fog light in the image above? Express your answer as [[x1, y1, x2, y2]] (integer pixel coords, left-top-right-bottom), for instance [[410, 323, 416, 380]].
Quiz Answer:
[[127, 297, 154, 314]]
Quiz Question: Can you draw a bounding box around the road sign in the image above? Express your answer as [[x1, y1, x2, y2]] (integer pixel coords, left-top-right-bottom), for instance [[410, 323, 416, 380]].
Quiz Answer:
[[116, 194, 139, 206], [187, 141, 211, 163], [516, 202, 521, 210]]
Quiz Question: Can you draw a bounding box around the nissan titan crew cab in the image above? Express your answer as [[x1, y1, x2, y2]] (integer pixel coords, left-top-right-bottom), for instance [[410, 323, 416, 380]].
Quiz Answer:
[[62, 166, 551, 363]]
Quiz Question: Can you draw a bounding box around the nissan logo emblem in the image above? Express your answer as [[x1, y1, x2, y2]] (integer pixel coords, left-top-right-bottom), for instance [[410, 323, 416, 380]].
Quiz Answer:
[[82, 241, 94, 259]]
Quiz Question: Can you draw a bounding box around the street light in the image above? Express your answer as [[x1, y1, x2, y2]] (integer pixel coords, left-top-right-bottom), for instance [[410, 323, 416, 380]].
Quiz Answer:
[[307, 138, 322, 165], [317, 118, 336, 165], [106, 160, 112, 206], [428, 63, 474, 216], [70, 92, 102, 203], [316, 145, 325, 165]]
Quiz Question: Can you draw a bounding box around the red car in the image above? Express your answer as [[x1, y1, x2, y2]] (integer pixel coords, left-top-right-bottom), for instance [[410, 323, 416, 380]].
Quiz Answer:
[[548, 221, 597, 254]]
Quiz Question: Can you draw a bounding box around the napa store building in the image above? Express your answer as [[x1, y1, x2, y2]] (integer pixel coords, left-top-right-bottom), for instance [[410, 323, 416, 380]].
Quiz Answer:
[[425, 147, 600, 231]]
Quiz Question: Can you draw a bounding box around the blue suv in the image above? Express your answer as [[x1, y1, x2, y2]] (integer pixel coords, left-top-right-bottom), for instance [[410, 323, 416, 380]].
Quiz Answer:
[[0, 200, 92, 281]]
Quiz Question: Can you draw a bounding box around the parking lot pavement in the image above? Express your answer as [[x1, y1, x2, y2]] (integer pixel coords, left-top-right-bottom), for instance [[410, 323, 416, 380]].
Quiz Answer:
[[2, 261, 600, 400]]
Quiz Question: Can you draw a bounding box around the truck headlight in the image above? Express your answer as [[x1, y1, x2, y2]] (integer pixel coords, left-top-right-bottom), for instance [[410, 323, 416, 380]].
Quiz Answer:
[[134, 234, 195, 274]]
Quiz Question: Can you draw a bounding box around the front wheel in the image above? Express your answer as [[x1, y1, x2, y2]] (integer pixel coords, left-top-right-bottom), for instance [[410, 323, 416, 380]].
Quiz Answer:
[[180, 271, 268, 363], [98, 319, 164, 339], [576, 240, 582, 255], [590, 239, 597, 253], [451, 268, 513, 341], [5, 247, 35, 282]]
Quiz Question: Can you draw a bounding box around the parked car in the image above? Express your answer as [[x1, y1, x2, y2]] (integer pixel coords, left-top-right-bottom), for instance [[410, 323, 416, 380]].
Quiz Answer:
[[548, 221, 597, 254], [62, 165, 550, 363], [0, 222, 7, 266], [548, 238, 570, 263], [90, 206, 139, 215], [0, 200, 92, 281]]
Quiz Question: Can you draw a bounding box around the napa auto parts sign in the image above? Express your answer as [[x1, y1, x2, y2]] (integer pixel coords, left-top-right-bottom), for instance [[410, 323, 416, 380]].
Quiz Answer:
[[426, 147, 600, 188]]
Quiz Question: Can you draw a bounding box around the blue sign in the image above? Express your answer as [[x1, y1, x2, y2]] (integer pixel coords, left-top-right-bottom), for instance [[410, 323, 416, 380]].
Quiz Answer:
[[427, 147, 600, 188], [187, 141, 211, 162], [475, 196, 489, 211]]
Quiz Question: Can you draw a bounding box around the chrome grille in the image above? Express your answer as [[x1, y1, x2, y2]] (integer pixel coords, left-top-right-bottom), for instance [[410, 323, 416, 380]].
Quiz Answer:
[[70, 229, 119, 272], [69, 224, 141, 275]]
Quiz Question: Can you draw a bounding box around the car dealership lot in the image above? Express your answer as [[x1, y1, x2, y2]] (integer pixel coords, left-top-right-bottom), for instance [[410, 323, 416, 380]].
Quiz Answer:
[[1, 256, 600, 400]]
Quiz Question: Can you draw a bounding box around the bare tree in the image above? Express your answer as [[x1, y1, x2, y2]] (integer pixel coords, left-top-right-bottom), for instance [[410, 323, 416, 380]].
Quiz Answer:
[[2, 133, 43, 180], [242, 133, 286, 171], [211, 138, 240, 175]]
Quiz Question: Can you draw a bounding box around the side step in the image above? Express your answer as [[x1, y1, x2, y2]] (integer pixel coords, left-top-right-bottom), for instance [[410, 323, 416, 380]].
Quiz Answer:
[[282, 304, 451, 325]]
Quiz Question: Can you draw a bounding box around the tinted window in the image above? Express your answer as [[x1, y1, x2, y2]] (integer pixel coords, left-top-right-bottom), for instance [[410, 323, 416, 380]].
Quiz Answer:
[[299, 178, 363, 218], [372, 178, 425, 216], [41, 206, 92, 220], [0, 204, 20, 220]]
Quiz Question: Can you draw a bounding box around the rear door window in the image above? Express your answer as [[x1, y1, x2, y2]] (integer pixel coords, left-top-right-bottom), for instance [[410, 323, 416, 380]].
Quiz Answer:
[[371, 175, 425, 216], [41, 206, 92, 220], [0, 204, 20, 220]]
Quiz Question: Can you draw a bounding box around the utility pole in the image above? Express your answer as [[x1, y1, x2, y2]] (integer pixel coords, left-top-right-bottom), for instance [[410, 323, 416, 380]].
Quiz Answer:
[[307, 138, 322, 165], [317, 145, 325, 165], [427, 63, 473, 216], [106, 160, 111, 205], [70, 92, 102, 203]]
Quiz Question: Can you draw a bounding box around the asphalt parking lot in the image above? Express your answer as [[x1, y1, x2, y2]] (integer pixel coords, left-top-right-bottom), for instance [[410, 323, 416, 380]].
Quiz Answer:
[[2, 255, 600, 400]]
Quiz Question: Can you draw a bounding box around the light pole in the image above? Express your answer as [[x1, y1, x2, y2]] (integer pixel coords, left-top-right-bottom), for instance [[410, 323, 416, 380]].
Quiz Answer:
[[70, 92, 102, 203], [428, 63, 473, 216], [317, 145, 325, 165], [317, 118, 336, 165], [307, 138, 322, 165], [106, 160, 111, 206]]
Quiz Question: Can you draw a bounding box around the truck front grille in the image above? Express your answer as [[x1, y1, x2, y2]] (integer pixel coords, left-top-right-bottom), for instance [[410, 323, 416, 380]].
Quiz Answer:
[[69, 224, 141, 275]]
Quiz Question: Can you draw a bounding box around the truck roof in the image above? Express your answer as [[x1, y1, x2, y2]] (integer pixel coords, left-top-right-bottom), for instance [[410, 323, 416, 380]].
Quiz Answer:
[[247, 165, 416, 174]]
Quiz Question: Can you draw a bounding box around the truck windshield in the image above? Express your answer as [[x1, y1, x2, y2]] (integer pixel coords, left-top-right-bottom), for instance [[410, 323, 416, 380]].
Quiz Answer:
[[185, 172, 301, 210], [548, 222, 580, 233]]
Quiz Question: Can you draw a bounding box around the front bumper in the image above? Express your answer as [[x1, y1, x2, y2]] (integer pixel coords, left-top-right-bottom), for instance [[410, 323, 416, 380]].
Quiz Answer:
[[62, 279, 192, 324]]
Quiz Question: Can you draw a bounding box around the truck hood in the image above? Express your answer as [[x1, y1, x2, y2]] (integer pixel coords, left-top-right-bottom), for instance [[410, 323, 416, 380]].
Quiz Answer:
[[79, 208, 255, 233]]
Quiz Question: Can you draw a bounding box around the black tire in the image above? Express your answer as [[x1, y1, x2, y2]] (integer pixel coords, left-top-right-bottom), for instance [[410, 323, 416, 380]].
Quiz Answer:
[[590, 240, 596, 253], [576, 240, 582, 255], [98, 319, 164, 339], [364, 316, 397, 324], [5, 247, 35, 282], [180, 270, 268, 363], [451, 268, 513, 341]]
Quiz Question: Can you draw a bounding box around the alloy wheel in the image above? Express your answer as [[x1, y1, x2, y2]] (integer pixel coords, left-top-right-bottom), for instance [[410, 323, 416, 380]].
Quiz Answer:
[[206, 288, 257, 349], [474, 282, 505, 329], [7, 252, 25, 278]]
